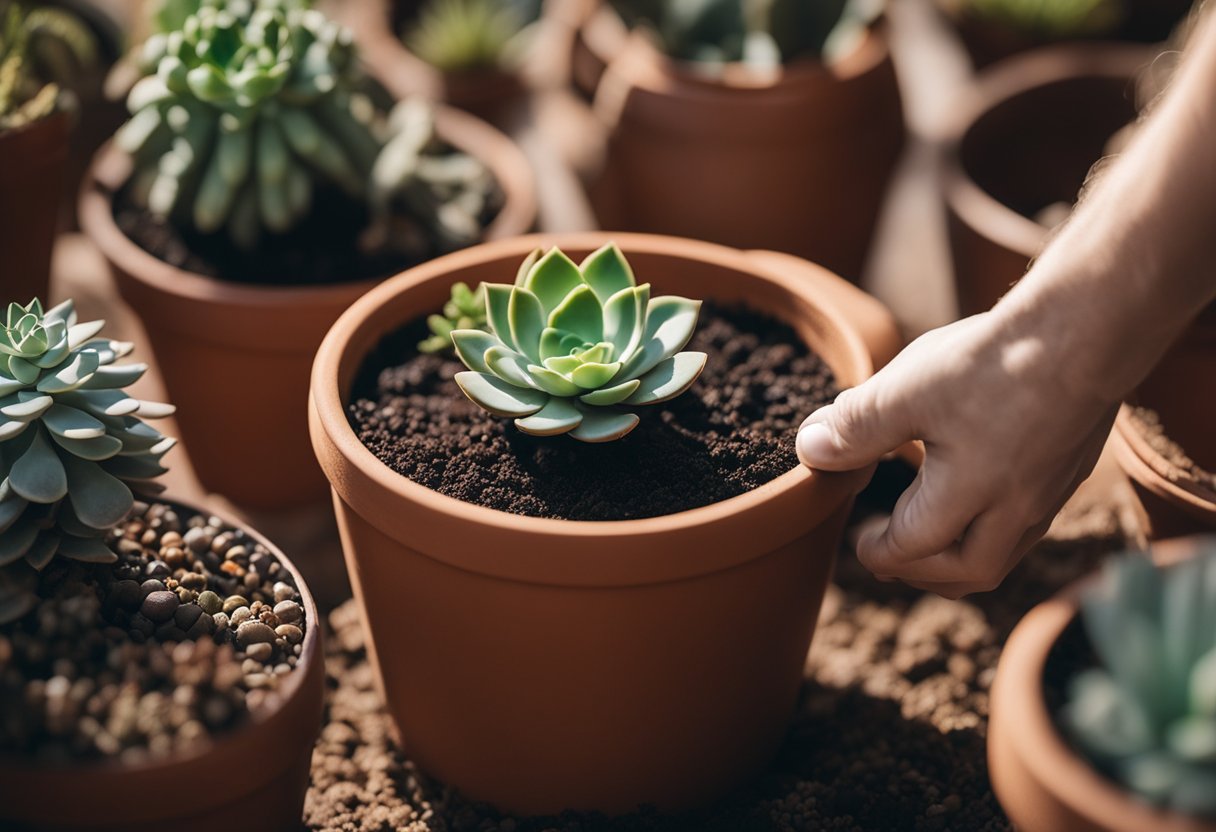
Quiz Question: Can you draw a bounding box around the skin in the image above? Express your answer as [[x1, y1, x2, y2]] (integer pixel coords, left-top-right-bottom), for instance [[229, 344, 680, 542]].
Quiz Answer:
[[797, 7, 1216, 599]]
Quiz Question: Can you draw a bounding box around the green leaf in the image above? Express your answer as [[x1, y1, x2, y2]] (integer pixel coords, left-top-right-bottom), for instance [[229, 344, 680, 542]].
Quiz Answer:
[[9, 429, 67, 504], [0, 495, 26, 534], [81, 363, 148, 390], [548, 285, 603, 344], [484, 284, 516, 351], [0, 392, 52, 421], [617, 296, 701, 381], [484, 346, 537, 389], [514, 248, 544, 287], [580, 243, 636, 303], [515, 398, 583, 436], [602, 286, 641, 362], [451, 329, 499, 374], [579, 379, 641, 406], [63, 453, 134, 530], [454, 372, 547, 417], [36, 350, 99, 393], [60, 390, 141, 418], [625, 352, 707, 405], [57, 534, 117, 563], [570, 361, 621, 390], [41, 404, 106, 440], [508, 287, 546, 364], [525, 248, 584, 313], [66, 319, 105, 350], [525, 366, 582, 397], [569, 409, 639, 443], [48, 431, 124, 462], [0, 521, 37, 566]]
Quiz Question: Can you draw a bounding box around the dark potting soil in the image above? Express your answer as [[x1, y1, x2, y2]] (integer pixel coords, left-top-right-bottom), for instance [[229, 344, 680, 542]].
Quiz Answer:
[[348, 302, 840, 521]]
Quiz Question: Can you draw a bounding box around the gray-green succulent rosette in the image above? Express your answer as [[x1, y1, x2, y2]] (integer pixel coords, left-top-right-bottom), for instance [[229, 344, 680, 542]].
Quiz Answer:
[[451, 244, 707, 442], [1063, 549, 1216, 817], [0, 299, 174, 623]]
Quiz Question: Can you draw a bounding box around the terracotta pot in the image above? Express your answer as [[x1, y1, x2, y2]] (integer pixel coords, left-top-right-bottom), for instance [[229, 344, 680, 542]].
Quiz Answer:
[[0, 496, 324, 832], [1129, 302, 1216, 474], [988, 537, 1216, 832], [0, 113, 71, 305], [80, 106, 536, 511], [1111, 403, 1216, 539], [587, 19, 904, 284], [309, 232, 876, 815], [942, 44, 1152, 317]]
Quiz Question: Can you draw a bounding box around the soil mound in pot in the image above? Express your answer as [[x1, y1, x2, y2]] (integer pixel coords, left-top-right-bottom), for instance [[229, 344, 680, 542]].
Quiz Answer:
[[348, 302, 839, 521]]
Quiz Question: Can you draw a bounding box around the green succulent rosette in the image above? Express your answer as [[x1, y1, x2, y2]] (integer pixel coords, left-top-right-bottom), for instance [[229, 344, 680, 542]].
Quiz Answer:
[[451, 243, 707, 443], [0, 299, 175, 623], [1063, 550, 1216, 818], [419, 280, 486, 353]]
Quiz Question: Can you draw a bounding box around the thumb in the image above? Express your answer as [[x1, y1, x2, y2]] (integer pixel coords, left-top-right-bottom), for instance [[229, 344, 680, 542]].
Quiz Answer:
[[796, 382, 913, 472]]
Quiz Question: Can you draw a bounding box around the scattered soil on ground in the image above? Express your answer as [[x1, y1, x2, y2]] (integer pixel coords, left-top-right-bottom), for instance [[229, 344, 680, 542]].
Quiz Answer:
[[349, 302, 840, 521]]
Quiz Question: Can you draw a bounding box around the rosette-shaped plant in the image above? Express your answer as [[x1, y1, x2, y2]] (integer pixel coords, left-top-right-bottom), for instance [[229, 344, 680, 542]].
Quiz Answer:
[[1063, 549, 1216, 817], [117, 0, 383, 247], [418, 280, 486, 353], [451, 244, 706, 442], [0, 299, 175, 623]]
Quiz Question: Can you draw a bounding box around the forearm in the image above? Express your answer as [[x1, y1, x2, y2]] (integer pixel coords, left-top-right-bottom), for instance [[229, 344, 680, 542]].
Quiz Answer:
[[995, 8, 1216, 404]]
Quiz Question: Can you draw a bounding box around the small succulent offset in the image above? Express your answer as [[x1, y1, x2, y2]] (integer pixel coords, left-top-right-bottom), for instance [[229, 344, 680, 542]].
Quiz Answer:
[[419, 281, 486, 354], [0, 1, 97, 131], [451, 244, 706, 443], [0, 299, 175, 624], [954, 0, 1124, 38], [117, 0, 384, 248], [1063, 549, 1216, 818], [405, 0, 542, 74]]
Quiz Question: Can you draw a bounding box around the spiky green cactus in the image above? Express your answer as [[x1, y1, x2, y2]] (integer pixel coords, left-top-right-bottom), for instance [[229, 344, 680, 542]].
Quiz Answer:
[[0, 1, 98, 131], [117, 0, 385, 248], [0, 299, 175, 624], [404, 0, 541, 73], [451, 244, 706, 443], [1063, 549, 1216, 818]]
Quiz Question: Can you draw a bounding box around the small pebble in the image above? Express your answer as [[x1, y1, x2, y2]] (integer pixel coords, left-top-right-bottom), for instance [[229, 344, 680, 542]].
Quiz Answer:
[[235, 621, 276, 646], [140, 591, 179, 624], [196, 591, 223, 615], [273, 600, 302, 624], [245, 642, 273, 662], [275, 624, 303, 645], [222, 595, 248, 615]]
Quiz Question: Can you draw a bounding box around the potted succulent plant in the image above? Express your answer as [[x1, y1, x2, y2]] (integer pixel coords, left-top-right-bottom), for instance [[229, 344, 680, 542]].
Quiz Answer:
[[989, 539, 1216, 832], [0, 1, 97, 305], [348, 0, 544, 127], [309, 232, 884, 814], [80, 0, 537, 510], [0, 297, 324, 832], [935, 0, 1195, 69], [578, 0, 904, 283]]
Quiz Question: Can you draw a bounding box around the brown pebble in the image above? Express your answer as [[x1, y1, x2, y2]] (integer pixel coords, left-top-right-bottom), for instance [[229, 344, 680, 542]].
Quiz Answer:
[[235, 621, 276, 646], [140, 591, 179, 624], [273, 600, 302, 624], [245, 642, 273, 662], [275, 624, 303, 644], [222, 595, 248, 615]]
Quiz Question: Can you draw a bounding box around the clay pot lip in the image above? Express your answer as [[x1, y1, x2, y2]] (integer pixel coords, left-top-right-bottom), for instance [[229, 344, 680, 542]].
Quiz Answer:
[[941, 42, 1157, 260], [0, 493, 322, 779], [991, 537, 1216, 832], [1112, 404, 1216, 520], [310, 231, 873, 544], [77, 104, 537, 309]]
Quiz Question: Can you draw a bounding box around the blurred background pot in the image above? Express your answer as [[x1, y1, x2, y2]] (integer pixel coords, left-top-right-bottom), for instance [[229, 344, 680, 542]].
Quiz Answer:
[[80, 107, 537, 511], [309, 233, 875, 815]]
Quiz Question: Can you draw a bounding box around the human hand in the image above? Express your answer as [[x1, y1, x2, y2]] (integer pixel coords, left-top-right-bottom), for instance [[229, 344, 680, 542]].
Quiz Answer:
[[796, 310, 1119, 598]]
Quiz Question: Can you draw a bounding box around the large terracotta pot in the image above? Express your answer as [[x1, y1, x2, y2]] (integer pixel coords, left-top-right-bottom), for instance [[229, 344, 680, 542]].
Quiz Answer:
[[942, 44, 1151, 317], [309, 232, 877, 815], [0, 113, 71, 306], [587, 20, 904, 283], [0, 497, 324, 832], [989, 537, 1216, 832], [80, 106, 537, 511]]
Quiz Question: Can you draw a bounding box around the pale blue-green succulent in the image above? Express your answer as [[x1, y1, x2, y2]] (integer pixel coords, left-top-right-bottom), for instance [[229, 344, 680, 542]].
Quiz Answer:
[[1063, 549, 1216, 818], [0, 299, 175, 623], [451, 244, 706, 442]]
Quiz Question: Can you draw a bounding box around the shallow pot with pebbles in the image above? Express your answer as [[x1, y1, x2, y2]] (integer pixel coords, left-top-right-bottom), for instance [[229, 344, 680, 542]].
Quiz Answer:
[[309, 232, 878, 815], [80, 0, 537, 511]]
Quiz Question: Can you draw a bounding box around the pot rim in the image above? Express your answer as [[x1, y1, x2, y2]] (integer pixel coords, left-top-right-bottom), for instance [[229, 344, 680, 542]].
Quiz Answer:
[[0, 493, 321, 780], [309, 232, 874, 585], [941, 42, 1158, 260], [991, 538, 1216, 832], [1112, 403, 1216, 519], [77, 104, 537, 310]]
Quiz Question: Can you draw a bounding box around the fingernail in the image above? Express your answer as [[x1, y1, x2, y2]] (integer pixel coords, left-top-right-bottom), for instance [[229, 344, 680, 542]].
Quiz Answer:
[[797, 422, 836, 467]]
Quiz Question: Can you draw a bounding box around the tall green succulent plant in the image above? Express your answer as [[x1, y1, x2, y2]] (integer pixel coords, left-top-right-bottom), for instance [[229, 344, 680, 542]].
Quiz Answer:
[[0, 299, 175, 624], [956, 0, 1124, 37], [0, 1, 98, 131], [451, 244, 706, 442], [117, 0, 384, 248], [405, 0, 541, 73], [1063, 549, 1216, 817]]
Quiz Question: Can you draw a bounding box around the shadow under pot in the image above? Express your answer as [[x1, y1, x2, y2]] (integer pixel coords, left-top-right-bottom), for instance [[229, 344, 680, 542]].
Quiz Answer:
[[309, 232, 876, 815], [79, 106, 537, 511], [942, 43, 1153, 318], [0, 497, 324, 832], [587, 20, 904, 284]]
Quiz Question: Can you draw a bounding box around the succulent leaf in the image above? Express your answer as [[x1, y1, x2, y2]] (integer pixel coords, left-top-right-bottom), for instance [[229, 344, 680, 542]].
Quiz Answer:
[[449, 244, 705, 442], [420, 282, 488, 353], [0, 299, 174, 624], [404, 0, 541, 74], [0, 1, 98, 131]]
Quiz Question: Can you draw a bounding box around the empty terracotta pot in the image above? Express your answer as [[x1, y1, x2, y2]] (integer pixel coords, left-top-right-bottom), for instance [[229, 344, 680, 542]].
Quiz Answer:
[[0, 112, 71, 306], [80, 106, 536, 511], [310, 232, 876, 815], [942, 44, 1151, 317], [587, 20, 904, 283], [0, 497, 324, 832], [989, 537, 1216, 832], [1111, 403, 1216, 539]]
